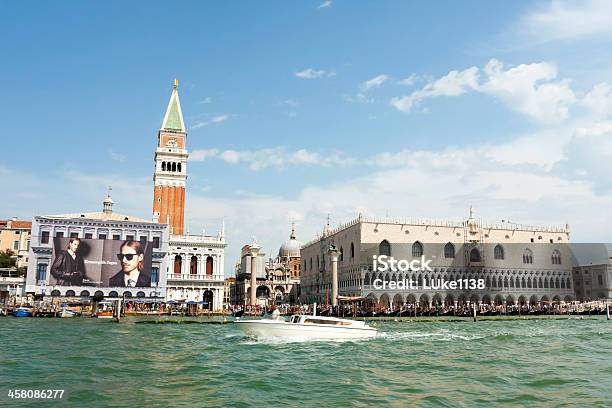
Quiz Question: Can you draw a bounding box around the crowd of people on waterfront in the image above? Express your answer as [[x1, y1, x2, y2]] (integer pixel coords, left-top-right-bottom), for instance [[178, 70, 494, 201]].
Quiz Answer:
[[229, 300, 612, 317], [3, 296, 611, 318]]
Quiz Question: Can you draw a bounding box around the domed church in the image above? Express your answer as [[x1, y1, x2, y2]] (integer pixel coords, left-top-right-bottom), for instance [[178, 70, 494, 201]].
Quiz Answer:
[[231, 224, 302, 306]]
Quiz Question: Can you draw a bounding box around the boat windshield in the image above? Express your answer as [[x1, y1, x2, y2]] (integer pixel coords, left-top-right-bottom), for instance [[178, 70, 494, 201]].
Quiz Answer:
[[303, 318, 352, 326]]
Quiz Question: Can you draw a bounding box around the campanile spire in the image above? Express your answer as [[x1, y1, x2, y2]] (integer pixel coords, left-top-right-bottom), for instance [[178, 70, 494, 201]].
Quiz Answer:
[[160, 78, 186, 132]]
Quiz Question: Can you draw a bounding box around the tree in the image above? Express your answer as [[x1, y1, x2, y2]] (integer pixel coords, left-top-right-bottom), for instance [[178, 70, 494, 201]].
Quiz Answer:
[[0, 249, 17, 269]]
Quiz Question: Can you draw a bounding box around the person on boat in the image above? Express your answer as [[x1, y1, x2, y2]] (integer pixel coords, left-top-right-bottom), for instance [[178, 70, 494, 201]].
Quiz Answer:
[[109, 240, 151, 287], [50, 238, 87, 285]]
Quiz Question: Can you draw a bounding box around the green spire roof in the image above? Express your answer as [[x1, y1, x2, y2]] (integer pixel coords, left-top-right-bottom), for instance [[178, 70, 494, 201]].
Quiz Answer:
[[161, 79, 186, 132]]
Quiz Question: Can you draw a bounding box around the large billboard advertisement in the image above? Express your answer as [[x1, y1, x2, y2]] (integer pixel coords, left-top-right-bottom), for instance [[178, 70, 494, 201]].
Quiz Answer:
[[49, 238, 153, 287]]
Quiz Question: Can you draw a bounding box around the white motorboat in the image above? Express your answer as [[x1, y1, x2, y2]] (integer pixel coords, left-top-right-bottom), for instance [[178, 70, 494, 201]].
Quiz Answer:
[[60, 308, 78, 318], [235, 313, 378, 340]]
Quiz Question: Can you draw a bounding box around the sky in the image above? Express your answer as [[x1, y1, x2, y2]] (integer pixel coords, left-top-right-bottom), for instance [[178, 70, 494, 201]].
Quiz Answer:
[[2, 0, 612, 275]]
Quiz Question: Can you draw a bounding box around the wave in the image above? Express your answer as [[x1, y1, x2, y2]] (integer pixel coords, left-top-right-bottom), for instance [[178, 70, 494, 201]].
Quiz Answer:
[[378, 331, 476, 341]]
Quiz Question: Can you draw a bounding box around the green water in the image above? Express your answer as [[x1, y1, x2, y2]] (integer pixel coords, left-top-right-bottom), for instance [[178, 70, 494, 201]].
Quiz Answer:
[[1, 317, 611, 407]]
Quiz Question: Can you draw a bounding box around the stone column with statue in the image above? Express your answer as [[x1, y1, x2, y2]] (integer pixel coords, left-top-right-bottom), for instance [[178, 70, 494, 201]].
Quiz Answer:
[[249, 240, 260, 308], [328, 243, 340, 307]]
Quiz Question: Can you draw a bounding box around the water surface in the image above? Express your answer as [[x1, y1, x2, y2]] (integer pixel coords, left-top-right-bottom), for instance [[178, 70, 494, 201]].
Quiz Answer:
[[1, 317, 610, 407]]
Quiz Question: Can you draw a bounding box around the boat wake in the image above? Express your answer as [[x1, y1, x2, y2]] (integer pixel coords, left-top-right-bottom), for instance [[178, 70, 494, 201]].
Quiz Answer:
[[378, 331, 479, 342]]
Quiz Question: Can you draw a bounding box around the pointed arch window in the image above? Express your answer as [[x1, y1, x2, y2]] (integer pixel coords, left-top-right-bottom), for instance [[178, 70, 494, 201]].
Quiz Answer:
[[494, 244, 504, 260], [444, 243, 455, 259], [350, 243, 355, 259], [523, 248, 533, 264], [470, 248, 481, 262], [379, 240, 391, 256], [412, 241, 423, 258], [551, 249, 562, 265]]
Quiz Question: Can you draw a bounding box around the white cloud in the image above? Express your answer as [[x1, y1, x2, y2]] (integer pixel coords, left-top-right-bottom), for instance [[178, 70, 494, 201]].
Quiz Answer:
[[295, 68, 325, 79], [480, 59, 575, 123], [318, 1, 332, 9], [516, 0, 612, 44], [483, 128, 572, 170], [344, 92, 374, 104], [580, 83, 612, 118], [391, 59, 579, 123], [199, 97, 212, 104], [398, 74, 418, 86], [191, 114, 230, 129], [190, 149, 220, 162], [108, 149, 126, 162], [360, 74, 390, 92], [189, 147, 354, 170], [281, 100, 299, 117], [295, 68, 334, 79], [391, 66, 479, 112], [554, 122, 612, 193]]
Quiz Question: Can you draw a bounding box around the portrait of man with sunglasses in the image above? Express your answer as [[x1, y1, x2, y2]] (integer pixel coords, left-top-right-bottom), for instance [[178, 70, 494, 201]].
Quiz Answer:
[[108, 240, 151, 287]]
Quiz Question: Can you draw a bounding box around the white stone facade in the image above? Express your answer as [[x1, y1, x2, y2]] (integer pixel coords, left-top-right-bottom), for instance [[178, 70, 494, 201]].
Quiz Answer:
[[300, 212, 574, 306], [165, 232, 226, 311], [26, 213, 169, 299]]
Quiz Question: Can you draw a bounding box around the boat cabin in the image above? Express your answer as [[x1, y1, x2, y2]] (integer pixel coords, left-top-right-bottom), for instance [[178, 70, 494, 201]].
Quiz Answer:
[[288, 315, 367, 327]]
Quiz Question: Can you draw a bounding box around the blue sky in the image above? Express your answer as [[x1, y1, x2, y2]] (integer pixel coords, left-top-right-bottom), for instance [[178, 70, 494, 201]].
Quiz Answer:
[[3, 1, 612, 274]]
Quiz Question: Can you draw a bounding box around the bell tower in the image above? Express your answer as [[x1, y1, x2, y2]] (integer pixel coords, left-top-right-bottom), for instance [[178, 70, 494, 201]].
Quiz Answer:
[[153, 79, 188, 235]]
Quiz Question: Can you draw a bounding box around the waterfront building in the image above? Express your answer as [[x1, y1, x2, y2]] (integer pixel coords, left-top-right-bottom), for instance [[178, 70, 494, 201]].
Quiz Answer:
[[224, 277, 235, 307], [231, 226, 302, 306], [231, 243, 268, 306], [572, 244, 612, 301], [266, 224, 301, 303], [0, 271, 25, 304], [300, 209, 574, 307], [25, 193, 169, 299], [152, 80, 226, 310], [165, 230, 226, 310], [0, 218, 32, 268]]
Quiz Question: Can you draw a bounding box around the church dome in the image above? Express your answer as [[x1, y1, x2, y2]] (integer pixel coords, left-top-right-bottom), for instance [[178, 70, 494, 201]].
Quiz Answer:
[[278, 224, 301, 258]]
